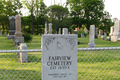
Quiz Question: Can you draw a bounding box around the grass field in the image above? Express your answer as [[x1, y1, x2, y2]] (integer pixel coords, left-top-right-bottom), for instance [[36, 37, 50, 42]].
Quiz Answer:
[[0, 35, 120, 80]]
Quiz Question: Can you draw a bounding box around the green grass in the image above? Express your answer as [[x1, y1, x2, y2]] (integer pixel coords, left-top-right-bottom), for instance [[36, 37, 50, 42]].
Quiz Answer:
[[0, 35, 120, 80]]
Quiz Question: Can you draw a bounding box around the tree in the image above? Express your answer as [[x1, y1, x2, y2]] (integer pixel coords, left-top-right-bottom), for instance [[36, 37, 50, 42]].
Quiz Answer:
[[0, 0, 22, 34], [34, 0, 46, 35], [98, 11, 114, 34], [22, 0, 35, 35], [66, 0, 105, 30], [44, 5, 69, 32], [22, 0, 46, 35]]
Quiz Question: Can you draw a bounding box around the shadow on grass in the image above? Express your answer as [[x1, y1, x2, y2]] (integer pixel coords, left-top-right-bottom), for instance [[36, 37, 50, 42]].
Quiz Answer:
[[0, 69, 41, 80]]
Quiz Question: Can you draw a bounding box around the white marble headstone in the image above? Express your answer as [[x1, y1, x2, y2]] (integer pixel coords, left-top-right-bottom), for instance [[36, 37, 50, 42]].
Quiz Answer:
[[111, 20, 120, 42], [42, 34, 77, 80], [88, 25, 95, 48]]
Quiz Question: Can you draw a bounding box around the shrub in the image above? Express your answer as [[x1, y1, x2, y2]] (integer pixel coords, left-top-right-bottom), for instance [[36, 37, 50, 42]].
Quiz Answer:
[[22, 34, 32, 42], [78, 30, 88, 37]]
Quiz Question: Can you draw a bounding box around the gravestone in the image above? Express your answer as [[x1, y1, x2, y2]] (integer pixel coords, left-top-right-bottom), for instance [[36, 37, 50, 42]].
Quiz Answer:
[[8, 16, 15, 39], [88, 25, 95, 48], [104, 31, 107, 36], [81, 33, 85, 37], [44, 21, 47, 34], [99, 30, 103, 36], [59, 28, 61, 34], [101, 36, 105, 40], [63, 28, 68, 34], [14, 15, 24, 47], [111, 20, 120, 42], [106, 37, 111, 41], [42, 28, 77, 80], [0, 30, 2, 36], [49, 23, 52, 34], [95, 28, 98, 39], [20, 43, 27, 63], [74, 30, 78, 35], [109, 26, 114, 36]]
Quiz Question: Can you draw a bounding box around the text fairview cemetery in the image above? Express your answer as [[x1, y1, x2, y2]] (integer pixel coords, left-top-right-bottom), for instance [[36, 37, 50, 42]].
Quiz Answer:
[[47, 56, 72, 70]]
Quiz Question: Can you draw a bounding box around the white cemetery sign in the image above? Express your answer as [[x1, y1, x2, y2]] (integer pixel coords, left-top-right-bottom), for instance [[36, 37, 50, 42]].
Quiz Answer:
[[42, 34, 77, 80]]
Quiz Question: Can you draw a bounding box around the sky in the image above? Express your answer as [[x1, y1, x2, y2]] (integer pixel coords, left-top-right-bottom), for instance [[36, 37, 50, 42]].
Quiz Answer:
[[22, 0, 120, 20]]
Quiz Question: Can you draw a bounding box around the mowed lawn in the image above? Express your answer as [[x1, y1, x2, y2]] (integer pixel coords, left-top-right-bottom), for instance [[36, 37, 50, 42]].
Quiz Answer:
[[0, 35, 120, 80]]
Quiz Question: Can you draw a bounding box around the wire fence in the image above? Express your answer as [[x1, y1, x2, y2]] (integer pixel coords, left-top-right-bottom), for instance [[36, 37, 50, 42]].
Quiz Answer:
[[0, 47, 120, 80]]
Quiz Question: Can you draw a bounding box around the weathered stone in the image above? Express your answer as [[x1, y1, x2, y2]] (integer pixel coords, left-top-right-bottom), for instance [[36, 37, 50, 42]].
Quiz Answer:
[[62, 28, 68, 34], [99, 30, 103, 36], [49, 23, 52, 34], [42, 33, 77, 80], [104, 31, 107, 36], [59, 28, 61, 34], [14, 15, 24, 47], [101, 36, 105, 40], [20, 43, 27, 63], [81, 33, 85, 37], [106, 37, 111, 41], [45, 21, 47, 34], [8, 16, 15, 39], [111, 20, 120, 42], [109, 26, 114, 36], [88, 25, 95, 48]]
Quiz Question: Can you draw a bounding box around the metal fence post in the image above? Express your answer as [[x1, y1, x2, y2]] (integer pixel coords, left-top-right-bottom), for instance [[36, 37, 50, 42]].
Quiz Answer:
[[20, 43, 28, 63]]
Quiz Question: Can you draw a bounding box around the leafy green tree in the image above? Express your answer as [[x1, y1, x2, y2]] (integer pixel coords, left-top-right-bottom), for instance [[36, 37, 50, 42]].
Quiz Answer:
[[0, 0, 22, 34], [67, 0, 104, 30], [22, 0, 35, 35], [44, 5, 69, 32], [98, 11, 114, 34], [22, 0, 46, 35]]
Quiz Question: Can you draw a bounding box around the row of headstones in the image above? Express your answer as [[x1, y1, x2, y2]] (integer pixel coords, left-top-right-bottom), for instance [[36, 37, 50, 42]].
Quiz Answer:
[[44, 21, 71, 34], [92, 20, 120, 43], [8, 15, 24, 47]]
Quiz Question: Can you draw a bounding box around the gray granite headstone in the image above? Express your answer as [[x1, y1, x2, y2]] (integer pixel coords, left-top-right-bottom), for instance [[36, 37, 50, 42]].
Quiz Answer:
[[42, 33, 77, 80], [8, 16, 15, 39], [88, 25, 95, 48], [81, 33, 85, 37], [62, 28, 68, 34], [49, 23, 52, 34], [104, 31, 107, 36], [59, 28, 61, 34], [45, 21, 47, 34]]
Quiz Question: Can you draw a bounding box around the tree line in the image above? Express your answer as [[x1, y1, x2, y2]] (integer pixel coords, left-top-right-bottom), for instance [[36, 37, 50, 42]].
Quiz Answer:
[[0, 0, 114, 35]]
